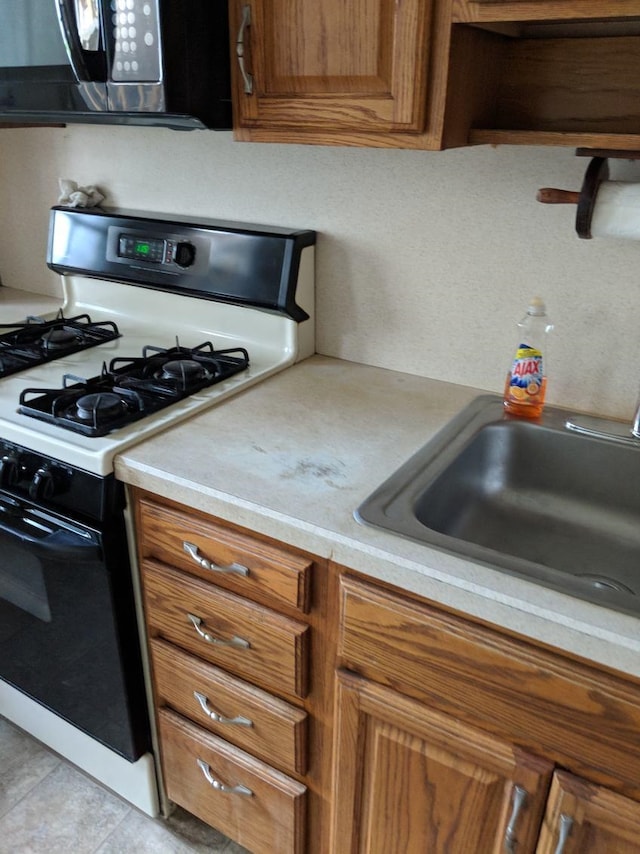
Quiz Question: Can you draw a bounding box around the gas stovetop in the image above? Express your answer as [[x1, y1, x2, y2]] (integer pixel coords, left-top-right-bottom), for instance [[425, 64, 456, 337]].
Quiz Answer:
[[0, 312, 121, 378], [18, 340, 250, 438], [0, 207, 315, 476]]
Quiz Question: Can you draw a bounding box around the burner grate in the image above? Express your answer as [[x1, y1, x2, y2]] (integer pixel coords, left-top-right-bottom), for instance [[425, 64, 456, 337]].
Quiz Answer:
[[18, 342, 250, 437], [0, 312, 121, 378]]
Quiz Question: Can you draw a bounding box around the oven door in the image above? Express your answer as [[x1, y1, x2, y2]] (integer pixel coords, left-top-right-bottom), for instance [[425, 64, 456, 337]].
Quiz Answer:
[[0, 494, 150, 761]]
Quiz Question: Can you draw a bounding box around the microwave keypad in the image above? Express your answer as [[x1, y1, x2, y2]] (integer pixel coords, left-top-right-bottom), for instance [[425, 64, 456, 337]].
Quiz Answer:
[[110, 0, 160, 82]]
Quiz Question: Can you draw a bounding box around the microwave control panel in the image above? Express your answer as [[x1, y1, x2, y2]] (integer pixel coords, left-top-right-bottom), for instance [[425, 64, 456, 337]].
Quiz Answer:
[[109, 0, 161, 82]]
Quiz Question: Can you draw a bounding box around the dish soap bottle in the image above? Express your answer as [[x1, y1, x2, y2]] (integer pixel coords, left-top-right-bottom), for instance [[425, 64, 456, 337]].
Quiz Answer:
[[503, 296, 553, 418]]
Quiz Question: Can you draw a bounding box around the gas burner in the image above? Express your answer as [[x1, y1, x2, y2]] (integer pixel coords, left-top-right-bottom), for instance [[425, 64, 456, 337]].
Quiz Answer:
[[0, 311, 120, 377], [76, 392, 128, 422], [17, 341, 250, 437], [159, 359, 208, 382], [41, 327, 80, 351]]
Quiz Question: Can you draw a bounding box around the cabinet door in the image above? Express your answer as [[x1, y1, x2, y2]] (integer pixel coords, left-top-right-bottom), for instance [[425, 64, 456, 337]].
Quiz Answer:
[[230, 0, 433, 135], [536, 770, 640, 854], [331, 669, 553, 854]]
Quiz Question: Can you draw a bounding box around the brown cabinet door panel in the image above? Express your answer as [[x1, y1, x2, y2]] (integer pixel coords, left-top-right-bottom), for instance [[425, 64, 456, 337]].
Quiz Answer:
[[331, 669, 553, 854], [536, 770, 640, 854], [231, 0, 433, 133]]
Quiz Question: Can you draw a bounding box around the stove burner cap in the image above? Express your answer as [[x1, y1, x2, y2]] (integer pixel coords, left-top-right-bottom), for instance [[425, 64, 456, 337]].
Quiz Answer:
[[42, 327, 77, 351], [161, 359, 206, 381], [76, 392, 126, 421]]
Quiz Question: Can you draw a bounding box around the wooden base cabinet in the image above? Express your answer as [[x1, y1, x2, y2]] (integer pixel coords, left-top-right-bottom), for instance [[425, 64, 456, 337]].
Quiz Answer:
[[132, 490, 338, 854], [131, 486, 640, 853], [333, 574, 640, 854]]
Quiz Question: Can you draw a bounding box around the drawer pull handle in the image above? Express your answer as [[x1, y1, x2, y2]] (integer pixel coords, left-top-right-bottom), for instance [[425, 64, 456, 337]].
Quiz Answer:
[[236, 4, 253, 95], [554, 815, 574, 854], [197, 758, 252, 797], [187, 613, 250, 649], [504, 785, 527, 853], [194, 691, 253, 727], [183, 541, 249, 577]]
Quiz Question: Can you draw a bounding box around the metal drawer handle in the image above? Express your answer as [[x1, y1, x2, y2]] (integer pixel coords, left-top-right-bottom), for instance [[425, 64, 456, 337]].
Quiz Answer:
[[554, 814, 574, 854], [183, 541, 249, 577], [197, 758, 252, 797], [504, 785, 527, 853], [236, 4, 253, 94], [194, 691, 253, 727], [187, 613, 250, 649]]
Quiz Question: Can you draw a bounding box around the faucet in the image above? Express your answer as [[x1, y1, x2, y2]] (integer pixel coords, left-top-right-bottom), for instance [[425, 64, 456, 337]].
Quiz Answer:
[[567, 394, 640, 444], [633, 395, 640, 439]]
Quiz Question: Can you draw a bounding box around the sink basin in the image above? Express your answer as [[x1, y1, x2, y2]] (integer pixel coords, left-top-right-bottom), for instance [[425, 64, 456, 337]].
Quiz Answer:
[[356, 395, 640, 616]]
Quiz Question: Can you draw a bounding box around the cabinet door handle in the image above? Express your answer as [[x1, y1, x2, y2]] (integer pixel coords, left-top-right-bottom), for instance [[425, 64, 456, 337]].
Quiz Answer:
[[196, 758, 252, 796], [504, 785, 527, 853], [236, 4, 253, 94], [183, 541, 249, 577], [187, 613, 250, 649], [554, 814, 574, 854], [193, 691, 253, 727]]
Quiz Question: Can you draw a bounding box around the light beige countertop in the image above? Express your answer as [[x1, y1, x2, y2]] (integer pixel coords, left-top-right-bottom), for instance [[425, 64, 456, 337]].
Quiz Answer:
[[0, 286, 62, 320], [116, 355, 640, 680]]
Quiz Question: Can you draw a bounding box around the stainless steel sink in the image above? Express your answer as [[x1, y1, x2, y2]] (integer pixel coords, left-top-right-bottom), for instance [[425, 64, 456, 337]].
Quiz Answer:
[[356, 395, 640, 616]]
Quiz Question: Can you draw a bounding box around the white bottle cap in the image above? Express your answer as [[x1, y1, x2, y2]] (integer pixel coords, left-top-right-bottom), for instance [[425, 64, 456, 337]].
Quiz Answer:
[[527, 296, 546, 316]]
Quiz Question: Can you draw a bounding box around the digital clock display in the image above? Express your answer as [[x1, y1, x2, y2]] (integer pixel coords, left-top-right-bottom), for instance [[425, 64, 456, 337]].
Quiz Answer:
[[118, 234, 166, 263]]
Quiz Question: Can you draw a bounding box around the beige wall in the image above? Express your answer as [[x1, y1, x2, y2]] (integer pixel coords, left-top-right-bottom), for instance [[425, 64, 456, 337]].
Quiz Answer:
[[1, 125, 639, 419]]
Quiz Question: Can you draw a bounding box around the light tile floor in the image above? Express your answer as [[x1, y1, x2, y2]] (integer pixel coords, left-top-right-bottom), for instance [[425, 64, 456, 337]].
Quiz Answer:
[[0, 716, 249, 854]]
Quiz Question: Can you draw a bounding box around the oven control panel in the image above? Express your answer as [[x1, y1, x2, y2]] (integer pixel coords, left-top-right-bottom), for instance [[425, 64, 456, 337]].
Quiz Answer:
[[106, 226, 207, 274], [115, 232, 197, 268], [0, 440, 113, 523]]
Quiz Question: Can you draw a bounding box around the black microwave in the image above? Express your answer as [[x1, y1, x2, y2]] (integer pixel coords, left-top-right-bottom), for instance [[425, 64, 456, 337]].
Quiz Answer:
[[0, 0, 231, 129]]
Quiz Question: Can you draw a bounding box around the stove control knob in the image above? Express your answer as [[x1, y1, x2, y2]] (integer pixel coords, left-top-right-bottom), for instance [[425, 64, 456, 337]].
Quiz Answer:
[[29, 465, 56, 501], [0, 453, 20, 487], [174, 241, 196, 268]]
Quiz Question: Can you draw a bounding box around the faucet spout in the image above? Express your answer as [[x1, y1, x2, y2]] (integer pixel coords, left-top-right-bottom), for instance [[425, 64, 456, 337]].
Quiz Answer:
[[633, 399, 640, 439]]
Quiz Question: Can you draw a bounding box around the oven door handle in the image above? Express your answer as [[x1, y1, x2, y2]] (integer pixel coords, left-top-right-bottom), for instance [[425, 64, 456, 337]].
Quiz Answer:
[[0, 515, 102, 561]]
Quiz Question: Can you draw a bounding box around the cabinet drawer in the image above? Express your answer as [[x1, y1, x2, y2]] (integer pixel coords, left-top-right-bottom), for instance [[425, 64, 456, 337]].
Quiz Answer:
[[151, 638, 308, 775], [138, 496, 312, 612], [143, 560, 310, 698], [158, 709, 306, 854], [338, 576, 640, 798]]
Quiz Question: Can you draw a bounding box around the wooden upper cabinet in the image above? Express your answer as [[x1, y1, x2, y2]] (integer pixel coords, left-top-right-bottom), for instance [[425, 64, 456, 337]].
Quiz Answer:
[[230, 0, 449, 146], [453, 0, 640, 24], [229, 0, 640, 149], [449, 0, 640, 149]]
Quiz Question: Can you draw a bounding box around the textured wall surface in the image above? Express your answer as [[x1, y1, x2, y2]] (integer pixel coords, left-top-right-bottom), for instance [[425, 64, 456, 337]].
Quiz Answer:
[[1, 125, 639, 418]]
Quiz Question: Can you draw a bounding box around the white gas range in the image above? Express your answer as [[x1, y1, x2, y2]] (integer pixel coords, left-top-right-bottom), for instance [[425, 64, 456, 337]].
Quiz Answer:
[[0, 207, 315, 475], [0, 206, 315, 815]]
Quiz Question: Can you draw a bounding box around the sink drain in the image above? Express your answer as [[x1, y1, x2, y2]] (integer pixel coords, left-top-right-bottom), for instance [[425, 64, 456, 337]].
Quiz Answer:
[[579, 575, 635, 595]]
